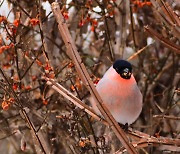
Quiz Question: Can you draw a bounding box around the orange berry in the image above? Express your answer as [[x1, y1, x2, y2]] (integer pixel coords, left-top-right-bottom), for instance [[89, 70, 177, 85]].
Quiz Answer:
[[30, 18, 40, 26], [109, 10, 115, 17], [68, 62, 74, 68], [92, 19, 98, 26], [62, 11, 69, 20], [146, 2, 152, 6], [0, 16, 7, 23], [21, 84, 25, 90], [79, 140, 86, 148], [107, 4, 112, 9], [13, 19, 20, 27], [79, 20, 85, 27], [44, 65, 50, 71], [8, 98, 15, 103], [0, 46, 5, 54], [10, 27, 17, 35], [0, 36, 2, 45], [91, 25, 95, 32], [25, 85, 32, 90], [70, 85, 75, 91], [86, 16, 91, 22], [93, 77, 100, 85], [48, 72, 55, 79], [2, 101, 10, 110], [138, 2, 143, 8], [2, 63, 11, 69], [32, 75, 37, 81], [36, 60, 43, 66], [13, 83, 18, 90], [43, 99, 48, 105], [75, 78, 82, 91], [9, 43, 14, 48], [13, 75, 19, 81], [141, 2, 146, 7]]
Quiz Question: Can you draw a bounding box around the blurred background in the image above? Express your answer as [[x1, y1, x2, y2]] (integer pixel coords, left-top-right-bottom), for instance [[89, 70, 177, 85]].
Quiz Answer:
[[0, 0, 179, 153]]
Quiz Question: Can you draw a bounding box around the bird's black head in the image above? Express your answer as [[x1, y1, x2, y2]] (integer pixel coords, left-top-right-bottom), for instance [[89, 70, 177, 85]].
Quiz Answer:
[[113, 59, 132, 79]]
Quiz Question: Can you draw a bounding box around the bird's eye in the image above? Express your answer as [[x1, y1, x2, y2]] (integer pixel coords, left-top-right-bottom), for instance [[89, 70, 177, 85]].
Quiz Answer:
[[120, 68, 132, 79]]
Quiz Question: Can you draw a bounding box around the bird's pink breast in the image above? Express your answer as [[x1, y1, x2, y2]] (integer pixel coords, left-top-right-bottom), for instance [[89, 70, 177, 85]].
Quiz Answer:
[[91, 67, 142, 125]]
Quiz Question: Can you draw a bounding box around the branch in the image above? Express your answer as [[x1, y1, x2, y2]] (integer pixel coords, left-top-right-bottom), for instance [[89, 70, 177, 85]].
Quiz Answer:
[[128, 129, 180, 151], [115, 129, 180, 153], [153, 115, 180, 120], [127, 43, 154, 61]]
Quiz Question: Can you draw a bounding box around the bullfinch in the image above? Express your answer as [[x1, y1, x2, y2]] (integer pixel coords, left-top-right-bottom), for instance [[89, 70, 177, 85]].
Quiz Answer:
[[91, 59, 142, 125]]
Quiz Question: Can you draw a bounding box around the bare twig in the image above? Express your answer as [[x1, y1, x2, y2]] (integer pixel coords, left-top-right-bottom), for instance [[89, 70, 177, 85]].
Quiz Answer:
[[129, 129, 180, 148], [153, 115, 180, 120], [129, 1, 137, 49], [0, 131, 17, 140], [127, 43, 154, 61], [116, 129, 180, 153]]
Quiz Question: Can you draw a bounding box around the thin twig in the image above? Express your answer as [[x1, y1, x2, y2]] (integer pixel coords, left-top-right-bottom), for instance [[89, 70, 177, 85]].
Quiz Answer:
[[127, 43, 154, 61], [129, 1, 137, 49], [153, 115, 180, 120], [116, 129, 180, 153], [129, 129, 180, 147]]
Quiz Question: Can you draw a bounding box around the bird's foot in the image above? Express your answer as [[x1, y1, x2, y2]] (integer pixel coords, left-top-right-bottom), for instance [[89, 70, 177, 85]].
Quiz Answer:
[[118, 123, 129, 132]]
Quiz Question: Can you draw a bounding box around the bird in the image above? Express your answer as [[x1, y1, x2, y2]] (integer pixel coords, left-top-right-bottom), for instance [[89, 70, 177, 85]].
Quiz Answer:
[[91, 59, 142, 125]]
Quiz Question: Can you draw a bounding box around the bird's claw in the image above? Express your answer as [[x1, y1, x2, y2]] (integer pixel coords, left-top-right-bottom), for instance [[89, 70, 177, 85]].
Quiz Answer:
[[118, 123, 129, 132]]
